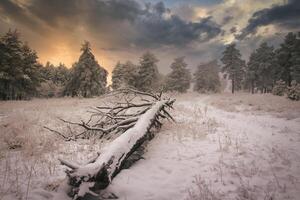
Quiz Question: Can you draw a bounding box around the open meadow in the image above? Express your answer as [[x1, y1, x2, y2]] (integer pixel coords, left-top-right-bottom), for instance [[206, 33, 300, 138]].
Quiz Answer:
[[0, 92, 299, 200]]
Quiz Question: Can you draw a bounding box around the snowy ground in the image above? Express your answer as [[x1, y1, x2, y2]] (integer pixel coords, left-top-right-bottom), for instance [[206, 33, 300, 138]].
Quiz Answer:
[[0, 93, 300, 200]]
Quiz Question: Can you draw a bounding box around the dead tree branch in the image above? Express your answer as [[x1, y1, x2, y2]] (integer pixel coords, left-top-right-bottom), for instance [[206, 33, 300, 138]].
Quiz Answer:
[[47, 89, 174, 140]]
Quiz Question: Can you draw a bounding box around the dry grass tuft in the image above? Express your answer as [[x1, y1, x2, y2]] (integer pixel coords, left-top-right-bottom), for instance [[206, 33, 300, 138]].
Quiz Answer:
[[186, 176, 221, 200]]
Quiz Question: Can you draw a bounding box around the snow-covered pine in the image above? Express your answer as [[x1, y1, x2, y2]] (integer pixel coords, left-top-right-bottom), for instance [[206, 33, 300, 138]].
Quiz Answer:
[[0, 29, 41, 100], [111, 61, 138, 90], [64, 41, 108, 97]]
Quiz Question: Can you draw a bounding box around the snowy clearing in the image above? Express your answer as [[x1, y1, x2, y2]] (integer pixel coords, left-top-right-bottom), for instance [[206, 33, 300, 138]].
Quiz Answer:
[[0, 93, 300, 200]]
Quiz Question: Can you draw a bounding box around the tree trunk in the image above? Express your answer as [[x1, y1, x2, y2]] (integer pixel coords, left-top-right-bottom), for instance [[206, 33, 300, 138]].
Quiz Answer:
[[232, 79, 235, 94], [61, 99, 174, 199], [288, 74, 292, 86], [251, 80, 254, 94]]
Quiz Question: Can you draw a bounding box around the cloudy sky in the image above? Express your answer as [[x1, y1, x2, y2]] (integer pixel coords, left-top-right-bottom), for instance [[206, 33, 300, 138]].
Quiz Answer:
[[0, 0, 299, 76]]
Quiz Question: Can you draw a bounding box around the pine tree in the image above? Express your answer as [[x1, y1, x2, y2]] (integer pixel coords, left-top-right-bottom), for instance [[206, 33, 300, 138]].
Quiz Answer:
[[136, 52, 160, 92], [245, 53, 259, 93], [194, 60, 221, 93], [112, 62, 124, 90], [65, 41, 107, 97], [246, 42, 276, 93], [221, 44, 245, 94], [39, 62, 71, 97], [55, 63, 71, 85], [290, 32, 300, 83], [0, 30, 40, 100], [40, 62, 55, 82], [165, 57, 191, 93], [21, 43, 41, 96], [276, 32, 297, 86], [112, 61, 138, 90]]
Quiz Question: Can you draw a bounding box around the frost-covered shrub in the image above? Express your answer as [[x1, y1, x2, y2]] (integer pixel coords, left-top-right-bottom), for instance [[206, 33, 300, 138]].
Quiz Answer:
[[287, 80, 300, 101], [272, 80, 286, 96]]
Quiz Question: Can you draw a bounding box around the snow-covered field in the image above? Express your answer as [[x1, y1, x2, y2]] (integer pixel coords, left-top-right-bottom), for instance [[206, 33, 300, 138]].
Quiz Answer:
[[0, 93, 300, 200]]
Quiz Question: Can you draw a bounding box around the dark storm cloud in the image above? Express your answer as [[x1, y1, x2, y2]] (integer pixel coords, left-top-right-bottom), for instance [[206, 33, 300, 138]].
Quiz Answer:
[[134, 5, 222, 47], [238, 0, 300, 39], [0, 0, 222, 48], [0, 0, 41, 31], [221, 15, 233, 25], [28, 0, 142, 27]]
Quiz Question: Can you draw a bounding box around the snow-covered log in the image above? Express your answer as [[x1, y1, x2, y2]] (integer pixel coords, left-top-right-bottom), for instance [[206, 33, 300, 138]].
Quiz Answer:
[[63, 99, 175, 199]]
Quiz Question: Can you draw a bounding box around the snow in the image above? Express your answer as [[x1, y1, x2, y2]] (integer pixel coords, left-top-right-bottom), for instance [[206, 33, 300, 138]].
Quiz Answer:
[[105, 95, 300, 200], [1, 94, 300, 200]]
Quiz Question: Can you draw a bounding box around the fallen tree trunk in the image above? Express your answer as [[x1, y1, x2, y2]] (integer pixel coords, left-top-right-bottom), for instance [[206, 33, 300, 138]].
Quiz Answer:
[[62, 99, 175, 199]]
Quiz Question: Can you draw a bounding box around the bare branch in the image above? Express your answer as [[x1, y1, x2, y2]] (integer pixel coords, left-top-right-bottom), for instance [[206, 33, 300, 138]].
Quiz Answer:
[[43, 126, 70, 140], [53, 89, 175, 141], [162, 108, 176, 122]]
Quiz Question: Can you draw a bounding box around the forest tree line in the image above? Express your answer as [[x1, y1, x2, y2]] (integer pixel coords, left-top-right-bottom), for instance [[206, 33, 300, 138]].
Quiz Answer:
[[112, 31, 300, 100], [0, 30, 108, 99], [220, 32, 300, 100], [0, 29, 299, 100]]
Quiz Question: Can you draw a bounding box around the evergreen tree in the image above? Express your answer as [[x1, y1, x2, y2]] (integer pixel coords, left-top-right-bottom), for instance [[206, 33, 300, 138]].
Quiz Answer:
[[39, 62, 71, 97], [290, 32, 300, 83], [245, 53, 259, 93], [112, 62, 124, 90], [65, 41, 107, 97], [221, 44, 245, 93], [165, 57, 191, 93], [193, 60, 221, 93], [112, 61, 138, 90], [21, 43, 41, 96], [276, 32, 298, 86], [136, 52, 160, 92], [0, 30, 40, 100], [246, 42, 276, 93], [40, 62, 56, 82], [54, 63, 71, 85]]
